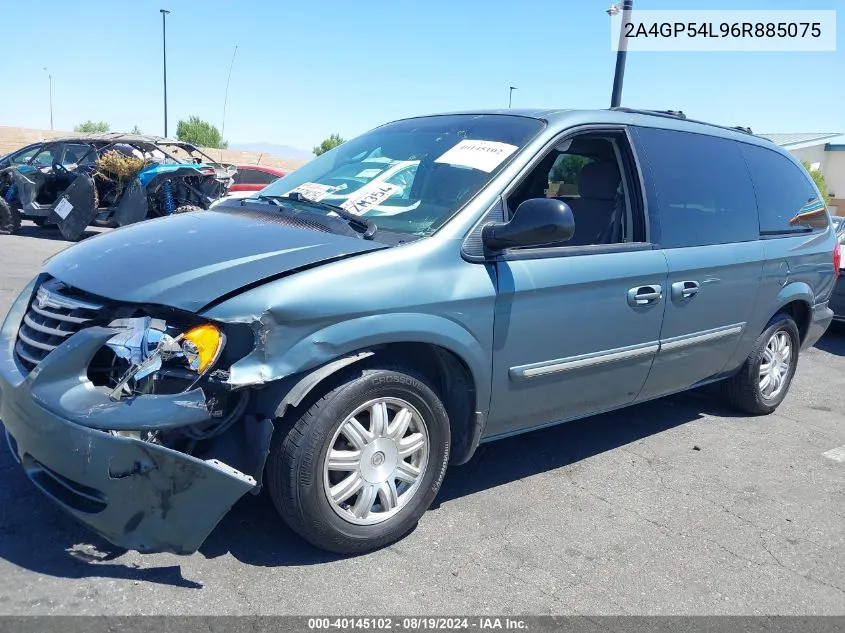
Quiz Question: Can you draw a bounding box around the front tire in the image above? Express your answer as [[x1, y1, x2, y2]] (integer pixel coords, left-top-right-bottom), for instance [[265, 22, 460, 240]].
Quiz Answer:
[[721, 313, 800, 415], [267, 366, 450, 554], [0, 198, 21, 235]]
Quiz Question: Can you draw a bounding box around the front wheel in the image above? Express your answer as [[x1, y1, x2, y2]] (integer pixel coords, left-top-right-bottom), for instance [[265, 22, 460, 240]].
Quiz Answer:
[[721, 313, 800, 415], [267, 366, 450, 554], [0, 198, 21, 235]]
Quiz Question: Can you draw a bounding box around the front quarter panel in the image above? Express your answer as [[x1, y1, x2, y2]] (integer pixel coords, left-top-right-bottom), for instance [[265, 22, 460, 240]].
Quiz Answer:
[[202, 237, 497, 416]]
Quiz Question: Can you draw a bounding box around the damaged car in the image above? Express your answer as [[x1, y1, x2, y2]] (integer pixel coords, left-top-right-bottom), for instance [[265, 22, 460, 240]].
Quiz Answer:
[[0, 134, 236, 240], [0, 109, 837, 555]]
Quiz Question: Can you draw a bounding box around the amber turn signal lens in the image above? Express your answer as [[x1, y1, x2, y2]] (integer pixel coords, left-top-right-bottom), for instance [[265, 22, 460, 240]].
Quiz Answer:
[[182, 324, 223, 374]]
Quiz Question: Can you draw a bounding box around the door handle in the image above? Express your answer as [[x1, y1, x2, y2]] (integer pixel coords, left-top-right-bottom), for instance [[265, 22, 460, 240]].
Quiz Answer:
[[671, 280, 700, 301], [627, 285, 663, 307]]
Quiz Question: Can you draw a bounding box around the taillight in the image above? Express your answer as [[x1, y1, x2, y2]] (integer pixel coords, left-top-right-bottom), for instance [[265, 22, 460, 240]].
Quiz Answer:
[[834, 241, 841, 280]]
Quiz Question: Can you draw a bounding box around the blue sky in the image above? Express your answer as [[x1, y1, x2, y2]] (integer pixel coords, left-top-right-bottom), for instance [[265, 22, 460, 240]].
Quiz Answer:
[[1, 0, 842, 152]]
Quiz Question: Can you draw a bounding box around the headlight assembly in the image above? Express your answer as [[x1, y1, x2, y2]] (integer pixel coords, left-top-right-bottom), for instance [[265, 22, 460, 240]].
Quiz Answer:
[[104, 317, 226, 400]]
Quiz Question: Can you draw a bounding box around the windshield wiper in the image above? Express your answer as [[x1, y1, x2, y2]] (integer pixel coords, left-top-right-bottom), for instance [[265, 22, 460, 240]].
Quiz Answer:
[[252, 193, 377, 239]]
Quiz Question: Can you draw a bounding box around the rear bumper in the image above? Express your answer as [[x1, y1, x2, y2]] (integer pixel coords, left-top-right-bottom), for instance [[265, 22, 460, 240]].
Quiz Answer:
[[0, 323, 261, 555], [803, 301, 835, 349], [830, 278, 845, 322]]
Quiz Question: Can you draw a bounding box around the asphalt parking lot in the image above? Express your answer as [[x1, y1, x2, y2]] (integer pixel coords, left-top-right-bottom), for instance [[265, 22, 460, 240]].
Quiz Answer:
[[0, 221, 843, 615]]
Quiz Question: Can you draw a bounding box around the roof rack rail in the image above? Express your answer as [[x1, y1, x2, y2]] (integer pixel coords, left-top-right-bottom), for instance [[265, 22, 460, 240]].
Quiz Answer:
[[610, 107, 686, 120], [610, 107, 755, 136]]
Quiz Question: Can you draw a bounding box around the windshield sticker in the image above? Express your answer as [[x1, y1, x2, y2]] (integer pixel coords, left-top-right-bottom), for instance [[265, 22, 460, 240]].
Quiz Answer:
[[341, 182, 402, 215], [287, 182, 338, 202], [356, 168, 383, 179], [434, 139, 518, 173]]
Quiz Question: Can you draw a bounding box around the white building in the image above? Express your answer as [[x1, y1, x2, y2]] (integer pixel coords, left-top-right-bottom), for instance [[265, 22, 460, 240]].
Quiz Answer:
[[761, 133, 845, 216]]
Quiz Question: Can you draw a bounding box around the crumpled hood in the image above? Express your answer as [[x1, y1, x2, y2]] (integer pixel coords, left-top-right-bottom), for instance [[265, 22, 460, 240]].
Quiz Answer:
[[45, 209, 386, 312]]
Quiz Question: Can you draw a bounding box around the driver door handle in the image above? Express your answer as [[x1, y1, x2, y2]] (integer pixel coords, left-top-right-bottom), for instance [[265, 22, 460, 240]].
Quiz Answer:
[[627, 285, 663, 307], [671, 280, 700, 301]]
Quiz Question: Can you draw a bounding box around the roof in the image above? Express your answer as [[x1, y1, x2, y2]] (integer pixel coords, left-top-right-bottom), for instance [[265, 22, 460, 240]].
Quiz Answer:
[[758, 133, 843, 149]]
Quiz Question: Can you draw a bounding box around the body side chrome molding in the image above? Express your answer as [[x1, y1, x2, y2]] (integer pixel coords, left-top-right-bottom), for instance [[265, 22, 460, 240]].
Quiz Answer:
[[510, 322, 746, 380], [659, 323, 745, 352], [510, 341, 659, 380]]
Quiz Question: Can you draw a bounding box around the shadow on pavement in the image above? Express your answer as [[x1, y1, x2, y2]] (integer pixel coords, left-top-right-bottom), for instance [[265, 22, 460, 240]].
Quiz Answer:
[[0, 387, 737, 583], [14, 221, 102, 242], [814, 320, 845, 355]]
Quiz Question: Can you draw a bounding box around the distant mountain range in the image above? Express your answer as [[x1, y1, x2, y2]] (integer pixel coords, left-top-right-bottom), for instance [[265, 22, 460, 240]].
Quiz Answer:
[[230, 142, 313, 160]]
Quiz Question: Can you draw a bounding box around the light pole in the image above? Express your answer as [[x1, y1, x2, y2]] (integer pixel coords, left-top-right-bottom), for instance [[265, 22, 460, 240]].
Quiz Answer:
[[221, 44, 238, 141], [43, 67, 53, 130], [508, 86, 517, 108], [160, 9, 171, 137], [608, 0, 633, 108]]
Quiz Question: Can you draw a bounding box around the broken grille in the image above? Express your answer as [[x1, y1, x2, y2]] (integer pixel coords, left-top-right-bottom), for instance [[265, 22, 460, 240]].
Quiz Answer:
[[15, 277, 104, 372]]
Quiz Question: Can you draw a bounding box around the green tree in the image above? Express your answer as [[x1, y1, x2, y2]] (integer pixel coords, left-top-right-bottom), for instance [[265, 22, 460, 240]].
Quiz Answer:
[[74, 120, 110, 133], [313, 133, 345, 156], [130, 125, 142, 134], [549, 154, 590, 183], [801, 160, 830, 203], [175, 116, 228, 149]]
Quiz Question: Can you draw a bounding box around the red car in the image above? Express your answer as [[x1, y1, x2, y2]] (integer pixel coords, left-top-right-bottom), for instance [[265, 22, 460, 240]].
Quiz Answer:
[[228, 165, 287, 193]]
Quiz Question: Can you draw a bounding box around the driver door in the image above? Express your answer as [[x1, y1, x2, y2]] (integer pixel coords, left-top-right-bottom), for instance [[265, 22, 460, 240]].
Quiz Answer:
[[484, 128, 668, 438]]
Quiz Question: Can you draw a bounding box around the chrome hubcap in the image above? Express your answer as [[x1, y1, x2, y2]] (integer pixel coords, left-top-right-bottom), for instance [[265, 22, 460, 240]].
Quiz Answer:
[[323, 397, 429, 525], [759, 330, 792, 399]]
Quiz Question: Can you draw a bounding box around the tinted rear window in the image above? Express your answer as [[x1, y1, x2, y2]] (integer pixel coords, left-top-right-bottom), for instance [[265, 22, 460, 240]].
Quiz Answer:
[[634, 127, 758, 248], [740, 144, 827, 235]]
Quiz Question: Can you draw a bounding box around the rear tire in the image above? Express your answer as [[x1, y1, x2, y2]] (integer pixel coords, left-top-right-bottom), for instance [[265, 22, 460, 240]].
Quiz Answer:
[[266, 365, 451, 554], [721, 313, 800, 415], [0, 198, 21, 235]]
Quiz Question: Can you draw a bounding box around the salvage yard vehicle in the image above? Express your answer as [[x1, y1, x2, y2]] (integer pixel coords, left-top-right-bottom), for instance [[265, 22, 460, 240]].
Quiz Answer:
[[0, 108, 837, 555], [0, 134, 236, 239], [829, 217, 845, 320]]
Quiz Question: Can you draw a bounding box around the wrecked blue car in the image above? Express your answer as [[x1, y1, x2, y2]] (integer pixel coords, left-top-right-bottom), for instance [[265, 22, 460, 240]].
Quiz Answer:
[[0, 134, 236, 240]]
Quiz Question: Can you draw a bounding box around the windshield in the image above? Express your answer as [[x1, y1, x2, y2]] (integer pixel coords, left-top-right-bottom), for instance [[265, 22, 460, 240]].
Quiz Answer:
[[255, 114, 544, 235]]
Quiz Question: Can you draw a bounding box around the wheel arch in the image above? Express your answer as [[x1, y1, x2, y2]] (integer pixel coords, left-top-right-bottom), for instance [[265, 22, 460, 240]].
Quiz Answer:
[[242, 314, 491, 466]]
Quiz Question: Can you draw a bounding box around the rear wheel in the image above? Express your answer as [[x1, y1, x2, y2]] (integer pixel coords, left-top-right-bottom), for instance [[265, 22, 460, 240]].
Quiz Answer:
[[721, 313, 800, 415], [0, 198, 21, 235], [267, 365, 450, 554]]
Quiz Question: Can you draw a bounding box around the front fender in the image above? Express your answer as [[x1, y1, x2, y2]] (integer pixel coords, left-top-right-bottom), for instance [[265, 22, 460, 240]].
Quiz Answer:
[[223, 312, 491, 416]]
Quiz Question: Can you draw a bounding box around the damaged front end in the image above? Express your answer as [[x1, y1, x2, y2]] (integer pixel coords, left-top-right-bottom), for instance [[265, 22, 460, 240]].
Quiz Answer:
[[0, 276, 273, 554]]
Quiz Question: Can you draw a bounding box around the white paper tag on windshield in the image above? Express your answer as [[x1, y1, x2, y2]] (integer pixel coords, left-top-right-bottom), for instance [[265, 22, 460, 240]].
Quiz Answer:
[[341, 182, 402, 215], [287, 182, 338, 202], [434, 139, 518, 173], [54, 197, 73, 220], [356, 168, 382, 179]]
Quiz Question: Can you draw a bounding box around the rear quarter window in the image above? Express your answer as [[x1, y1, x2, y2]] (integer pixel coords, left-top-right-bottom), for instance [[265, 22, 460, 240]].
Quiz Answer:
[[740, 143, 828, 235], [633, 127, 759, 248]]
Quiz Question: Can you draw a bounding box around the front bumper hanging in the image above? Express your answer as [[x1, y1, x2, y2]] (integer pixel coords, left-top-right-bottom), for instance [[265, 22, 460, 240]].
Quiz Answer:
[[0, 325, 266, 555]]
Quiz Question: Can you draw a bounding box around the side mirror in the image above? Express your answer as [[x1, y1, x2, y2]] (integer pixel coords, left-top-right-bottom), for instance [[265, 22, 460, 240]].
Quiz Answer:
[[482, 198, 575, 251]]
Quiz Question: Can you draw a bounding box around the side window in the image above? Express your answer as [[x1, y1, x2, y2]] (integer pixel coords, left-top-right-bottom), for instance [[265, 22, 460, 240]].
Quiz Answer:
[[30, 147, 56, 166], [546, 154, 594, 198], [505, 132, 643, 248], [254, 170, 281, 185], [11, 146, 42, 165], [62, 144, 93, 166], [740, 144, 828, 234], [634, 127, 758, 248]]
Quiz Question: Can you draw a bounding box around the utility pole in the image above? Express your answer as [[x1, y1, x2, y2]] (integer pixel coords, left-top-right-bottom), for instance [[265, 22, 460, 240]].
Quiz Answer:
[[221, 44, 238, 141], [508, 86, 517, 109], [43, 67, 53, 130], [609, 0, 633, 108], [160, 9, 171, 137]]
